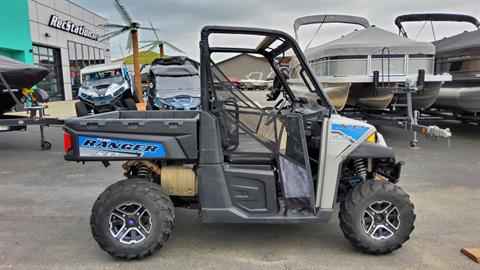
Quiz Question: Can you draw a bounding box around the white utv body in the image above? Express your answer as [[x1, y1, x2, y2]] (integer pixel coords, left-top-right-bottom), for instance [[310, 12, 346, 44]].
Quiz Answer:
[[63, 26, 414, 260], [75, 62, 137, 116]]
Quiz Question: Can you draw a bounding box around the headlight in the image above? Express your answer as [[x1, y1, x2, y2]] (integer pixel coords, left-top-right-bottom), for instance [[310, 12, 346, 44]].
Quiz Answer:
[[161, 103, 175, 110], [113, 87, 124, 96], [80, 88, 98, 97]]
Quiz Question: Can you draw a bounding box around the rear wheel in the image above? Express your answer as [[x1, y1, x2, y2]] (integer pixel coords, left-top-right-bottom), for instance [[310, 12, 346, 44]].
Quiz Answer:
[[123, 98, 137, 110], [75, 101, 89, 117], [339, 180, 415, 255], [90, 179, 174, 260]]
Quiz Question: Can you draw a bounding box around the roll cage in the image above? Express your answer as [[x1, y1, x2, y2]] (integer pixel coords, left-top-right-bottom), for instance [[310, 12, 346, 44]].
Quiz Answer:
[[199, 25, 335, 113]]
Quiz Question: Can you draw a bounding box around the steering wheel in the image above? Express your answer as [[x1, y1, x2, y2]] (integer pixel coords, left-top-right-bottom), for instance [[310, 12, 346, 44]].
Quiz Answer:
[[265, 99, 287, 125]]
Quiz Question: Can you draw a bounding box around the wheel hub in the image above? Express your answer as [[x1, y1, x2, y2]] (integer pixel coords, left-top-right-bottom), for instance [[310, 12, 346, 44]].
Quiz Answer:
[[109, 202, 152, 244], [362, 200, 400, 240], [127, 217, 136, 226]]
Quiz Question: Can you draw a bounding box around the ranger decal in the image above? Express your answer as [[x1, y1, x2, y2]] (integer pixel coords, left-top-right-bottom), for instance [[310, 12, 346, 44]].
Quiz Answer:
[[78, 136, 166, 158]]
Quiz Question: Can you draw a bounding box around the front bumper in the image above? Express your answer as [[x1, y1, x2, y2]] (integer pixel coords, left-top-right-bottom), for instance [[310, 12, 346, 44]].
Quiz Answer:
[[80, 94, 123, 111], [153, 97, 201, 110]]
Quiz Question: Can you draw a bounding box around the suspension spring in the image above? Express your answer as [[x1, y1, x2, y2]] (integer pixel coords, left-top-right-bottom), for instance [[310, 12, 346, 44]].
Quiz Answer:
[[135, 162, 151, 178], [353, 158, 367, 180]]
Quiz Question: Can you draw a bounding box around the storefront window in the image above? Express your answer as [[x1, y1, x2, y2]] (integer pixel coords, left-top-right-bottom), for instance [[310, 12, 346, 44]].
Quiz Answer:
[[68, 41, 107, 97], [32, 44, 64, 101], [89, 46, 94, 65]]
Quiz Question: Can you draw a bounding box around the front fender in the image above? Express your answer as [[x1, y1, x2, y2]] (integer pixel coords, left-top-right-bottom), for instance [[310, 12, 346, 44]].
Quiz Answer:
[[346, 142, 403, 183], [347, 142, 395, 159]]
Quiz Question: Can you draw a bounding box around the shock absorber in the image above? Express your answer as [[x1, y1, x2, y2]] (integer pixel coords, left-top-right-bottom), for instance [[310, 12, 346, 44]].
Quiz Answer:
[[353, 158, 367, 180], [134, 162, 151, 178]]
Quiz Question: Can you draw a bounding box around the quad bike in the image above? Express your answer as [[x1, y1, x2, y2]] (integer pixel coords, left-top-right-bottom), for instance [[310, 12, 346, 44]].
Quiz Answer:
[[63, 26, 415, 259]]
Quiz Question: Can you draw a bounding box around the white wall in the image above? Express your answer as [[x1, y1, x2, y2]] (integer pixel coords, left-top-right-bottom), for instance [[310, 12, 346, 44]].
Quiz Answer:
[[28, 0, 111, 100]]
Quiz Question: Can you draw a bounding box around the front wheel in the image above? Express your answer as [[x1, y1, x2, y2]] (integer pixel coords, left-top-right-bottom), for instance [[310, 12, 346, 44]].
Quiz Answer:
[[123, 98, 137, 110], [90, 179, 174, 260], [75, 101, 89, 117], [339, 180, 415, 255]]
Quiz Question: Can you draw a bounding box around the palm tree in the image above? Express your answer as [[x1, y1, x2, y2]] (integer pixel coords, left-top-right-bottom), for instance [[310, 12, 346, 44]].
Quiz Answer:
[[99, 0, 155, 102], [139, 21, 186, 58]]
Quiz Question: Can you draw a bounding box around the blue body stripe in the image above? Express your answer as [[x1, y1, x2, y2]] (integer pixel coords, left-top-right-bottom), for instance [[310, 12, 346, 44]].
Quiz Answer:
[[331, 124, 369, 142]]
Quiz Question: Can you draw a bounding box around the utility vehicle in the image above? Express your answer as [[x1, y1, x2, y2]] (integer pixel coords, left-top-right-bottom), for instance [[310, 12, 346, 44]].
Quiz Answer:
[[63, 26, 415, 260], [143, 56, 201, 110], [75, 62, 137, 116]]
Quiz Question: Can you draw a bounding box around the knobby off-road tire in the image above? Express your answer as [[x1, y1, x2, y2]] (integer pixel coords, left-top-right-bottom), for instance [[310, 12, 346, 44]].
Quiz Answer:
[[90, 179, 174, 260], [339, 180, 415, 255], [75, 101, 89, 117]]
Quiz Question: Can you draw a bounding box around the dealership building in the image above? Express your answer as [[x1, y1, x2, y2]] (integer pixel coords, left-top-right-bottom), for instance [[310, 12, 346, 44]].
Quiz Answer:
[[0, 0, 111, 100]]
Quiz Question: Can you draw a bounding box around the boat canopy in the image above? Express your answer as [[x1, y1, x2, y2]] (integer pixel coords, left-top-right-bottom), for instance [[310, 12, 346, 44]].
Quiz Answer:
[[293, 14, 370, 39], [395, 13, 480, 37], [433, 29, 480, 55], [305, 26, 435, 59], [0, 56, 48, 90]]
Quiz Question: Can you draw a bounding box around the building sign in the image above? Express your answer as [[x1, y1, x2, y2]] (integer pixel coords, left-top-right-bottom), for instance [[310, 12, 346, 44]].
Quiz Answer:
[[48, 15, 99, 41]]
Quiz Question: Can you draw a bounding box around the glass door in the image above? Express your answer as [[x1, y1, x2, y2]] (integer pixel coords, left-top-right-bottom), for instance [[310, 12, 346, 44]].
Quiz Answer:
[[32, 45, 64, 101]]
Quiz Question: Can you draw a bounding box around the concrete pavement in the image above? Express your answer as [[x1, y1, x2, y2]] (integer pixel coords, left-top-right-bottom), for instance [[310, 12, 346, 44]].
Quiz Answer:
[[0, 101, 479, 269]]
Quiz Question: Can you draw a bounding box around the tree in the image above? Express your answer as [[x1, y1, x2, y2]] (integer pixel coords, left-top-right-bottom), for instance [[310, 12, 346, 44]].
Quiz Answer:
[[139, 21, 186, 57], [99, 0, 155, 103]]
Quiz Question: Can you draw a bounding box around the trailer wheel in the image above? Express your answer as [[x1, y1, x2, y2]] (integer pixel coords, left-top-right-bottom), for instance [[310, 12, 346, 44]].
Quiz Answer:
[[123, 98, 137, 110], [339, 180, 415, 255], [75, 101, 89, 117], [90, 179, 174, 260], [41, 141, 51, 151]]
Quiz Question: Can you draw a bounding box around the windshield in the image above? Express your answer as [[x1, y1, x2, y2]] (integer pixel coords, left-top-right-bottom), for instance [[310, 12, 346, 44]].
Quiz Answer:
[[155, 75, 200, 93], [82, 69, 124, 87]]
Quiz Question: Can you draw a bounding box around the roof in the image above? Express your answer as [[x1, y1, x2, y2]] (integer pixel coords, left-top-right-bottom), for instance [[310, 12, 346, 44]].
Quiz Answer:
[[216, 53, 268, 65], [150, 65, 199, 76], [80, 62, 125, 74], [305, 26, 435, 59], [112, 51, 170, 65]]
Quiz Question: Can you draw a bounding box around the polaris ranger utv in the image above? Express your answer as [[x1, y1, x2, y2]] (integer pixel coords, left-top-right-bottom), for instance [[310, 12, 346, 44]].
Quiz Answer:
[[63, 26, 415, 260], [143, 56, 201, 110]]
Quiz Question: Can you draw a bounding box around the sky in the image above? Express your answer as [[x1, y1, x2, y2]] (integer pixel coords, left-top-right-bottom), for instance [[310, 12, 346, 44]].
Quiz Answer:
[[72, 0, 480, 61]]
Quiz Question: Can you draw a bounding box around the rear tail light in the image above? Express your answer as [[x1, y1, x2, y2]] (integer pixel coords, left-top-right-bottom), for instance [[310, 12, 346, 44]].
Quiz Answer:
[[63, 131, 72, 153]]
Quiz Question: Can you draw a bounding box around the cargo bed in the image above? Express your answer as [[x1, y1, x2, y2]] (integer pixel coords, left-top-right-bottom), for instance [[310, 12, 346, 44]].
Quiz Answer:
[[64, 111, 200, 161]]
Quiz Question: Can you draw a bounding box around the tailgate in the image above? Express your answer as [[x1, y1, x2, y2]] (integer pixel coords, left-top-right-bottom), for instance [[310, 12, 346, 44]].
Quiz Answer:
[[63, 111, 200, 161]]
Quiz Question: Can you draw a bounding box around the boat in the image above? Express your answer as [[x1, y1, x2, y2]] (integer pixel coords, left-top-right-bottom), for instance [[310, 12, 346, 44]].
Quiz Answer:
[[0, 56, 48, 116], [395, 13, 480, 113], [293, 14, 451, 111], [239, 72, 268, 90]]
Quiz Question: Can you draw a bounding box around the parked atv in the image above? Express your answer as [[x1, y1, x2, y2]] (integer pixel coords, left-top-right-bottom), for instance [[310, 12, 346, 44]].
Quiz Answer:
[[75, 62, 137, 116], [142, 56, 201, 110], [64, 26, 415, 260]]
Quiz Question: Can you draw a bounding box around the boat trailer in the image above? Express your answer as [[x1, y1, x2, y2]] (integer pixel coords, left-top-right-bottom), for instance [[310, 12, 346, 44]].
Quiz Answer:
[[0, 73, 63, 150], [419, 108, 480, 126], [342, 74, 452, 147]]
